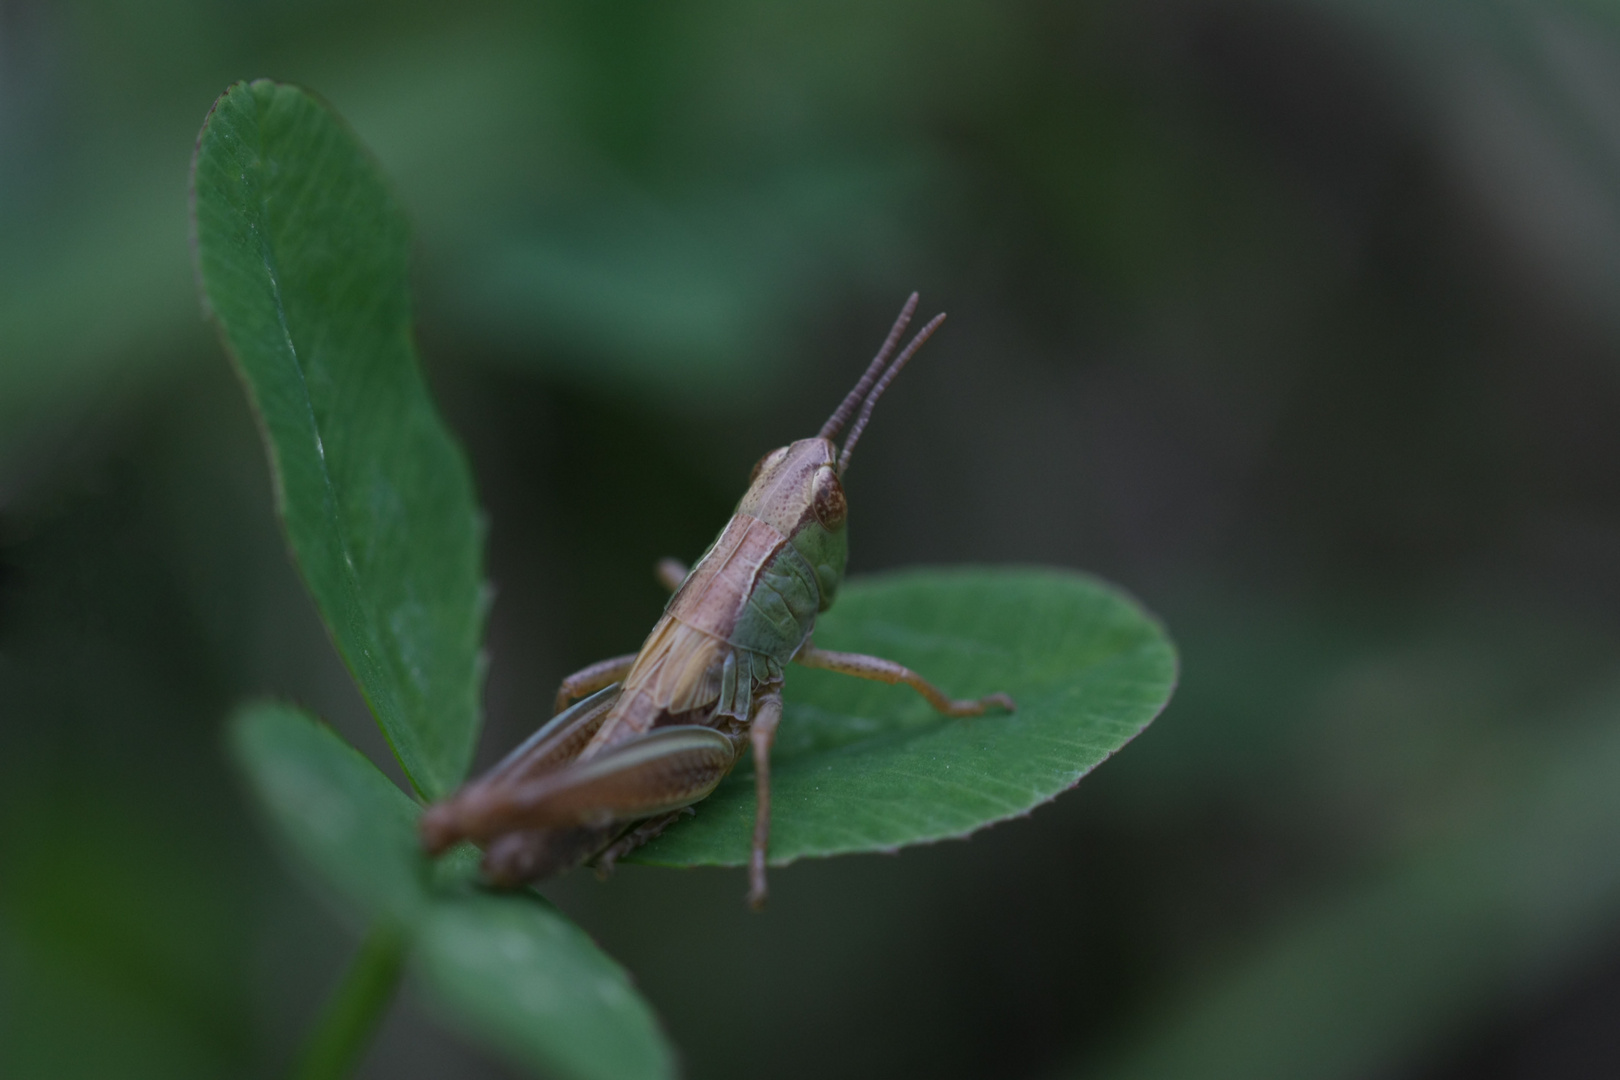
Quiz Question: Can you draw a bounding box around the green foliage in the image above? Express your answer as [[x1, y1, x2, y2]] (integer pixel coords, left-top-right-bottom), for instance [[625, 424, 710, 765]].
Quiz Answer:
[[191, 80, 486, 801], [191, 80, 679, 1077], [1082, 691, 1620, 1080], [291, 925, 407, 1080], [231, 703, 674, 1080], [189, 77, 1172, 1078], [639, 568, 1176, 866], [11, 3, 1620, 1078]]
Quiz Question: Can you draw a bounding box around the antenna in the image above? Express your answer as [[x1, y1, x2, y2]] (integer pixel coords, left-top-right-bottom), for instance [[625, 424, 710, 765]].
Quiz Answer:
[[819, 293, 919, 441], [837, 311, 945, 474]]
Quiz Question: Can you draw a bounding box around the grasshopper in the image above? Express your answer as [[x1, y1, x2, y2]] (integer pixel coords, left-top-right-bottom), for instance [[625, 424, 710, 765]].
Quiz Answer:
[[420, 294, 1015, 908]]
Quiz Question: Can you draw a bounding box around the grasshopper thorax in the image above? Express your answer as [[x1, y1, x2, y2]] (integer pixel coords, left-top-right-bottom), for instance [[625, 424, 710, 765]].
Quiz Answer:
[[737, 437, 849, 613]]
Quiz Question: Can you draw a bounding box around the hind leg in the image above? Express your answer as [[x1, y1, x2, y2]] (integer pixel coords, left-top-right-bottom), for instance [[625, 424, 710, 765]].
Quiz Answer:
[[481, 823, 620, 887], [591, 808, 697, 877], [468, 726, 734, 887]]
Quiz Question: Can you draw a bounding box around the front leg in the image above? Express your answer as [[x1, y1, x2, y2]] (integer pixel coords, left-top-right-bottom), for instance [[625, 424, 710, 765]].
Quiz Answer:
[[553, 653, 638, 715], [794, 645, 1015, 716], [747, 684, 785, 910]]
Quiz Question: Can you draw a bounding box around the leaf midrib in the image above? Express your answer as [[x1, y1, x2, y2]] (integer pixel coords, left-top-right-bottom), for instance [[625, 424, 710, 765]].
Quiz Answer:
[[250, 103, 418, 797]]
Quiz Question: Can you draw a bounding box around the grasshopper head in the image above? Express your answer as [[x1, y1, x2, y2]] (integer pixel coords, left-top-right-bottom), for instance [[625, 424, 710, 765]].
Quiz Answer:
[[736, 294, 945, 611], [737, 437, 847, 611], [738, 437, 842, 533]]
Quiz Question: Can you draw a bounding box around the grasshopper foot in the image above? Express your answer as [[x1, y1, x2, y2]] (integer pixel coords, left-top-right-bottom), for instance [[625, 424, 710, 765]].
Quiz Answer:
[[747, 859, 769, 912]]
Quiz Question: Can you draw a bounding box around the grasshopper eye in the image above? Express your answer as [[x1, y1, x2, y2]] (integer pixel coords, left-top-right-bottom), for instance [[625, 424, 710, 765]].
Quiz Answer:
[[812, 467, 847, 530]]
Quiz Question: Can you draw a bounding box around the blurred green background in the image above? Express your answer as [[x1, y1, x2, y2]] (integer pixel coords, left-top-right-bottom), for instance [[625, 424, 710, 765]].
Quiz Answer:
[[5, 1, 1620, 1077]]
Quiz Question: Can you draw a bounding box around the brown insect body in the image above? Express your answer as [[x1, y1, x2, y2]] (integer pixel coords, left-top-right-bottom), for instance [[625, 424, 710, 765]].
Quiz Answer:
[[597, 436, 843, 750], [420, 296, 1013, 907]]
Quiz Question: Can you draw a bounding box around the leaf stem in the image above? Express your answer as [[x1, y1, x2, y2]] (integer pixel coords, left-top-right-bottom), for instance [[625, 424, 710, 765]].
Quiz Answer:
[[293, 922, 408, 1080]]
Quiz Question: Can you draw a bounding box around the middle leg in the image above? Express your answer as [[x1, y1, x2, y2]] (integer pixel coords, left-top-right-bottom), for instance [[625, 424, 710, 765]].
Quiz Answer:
[[747, 684, 785, 910]]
